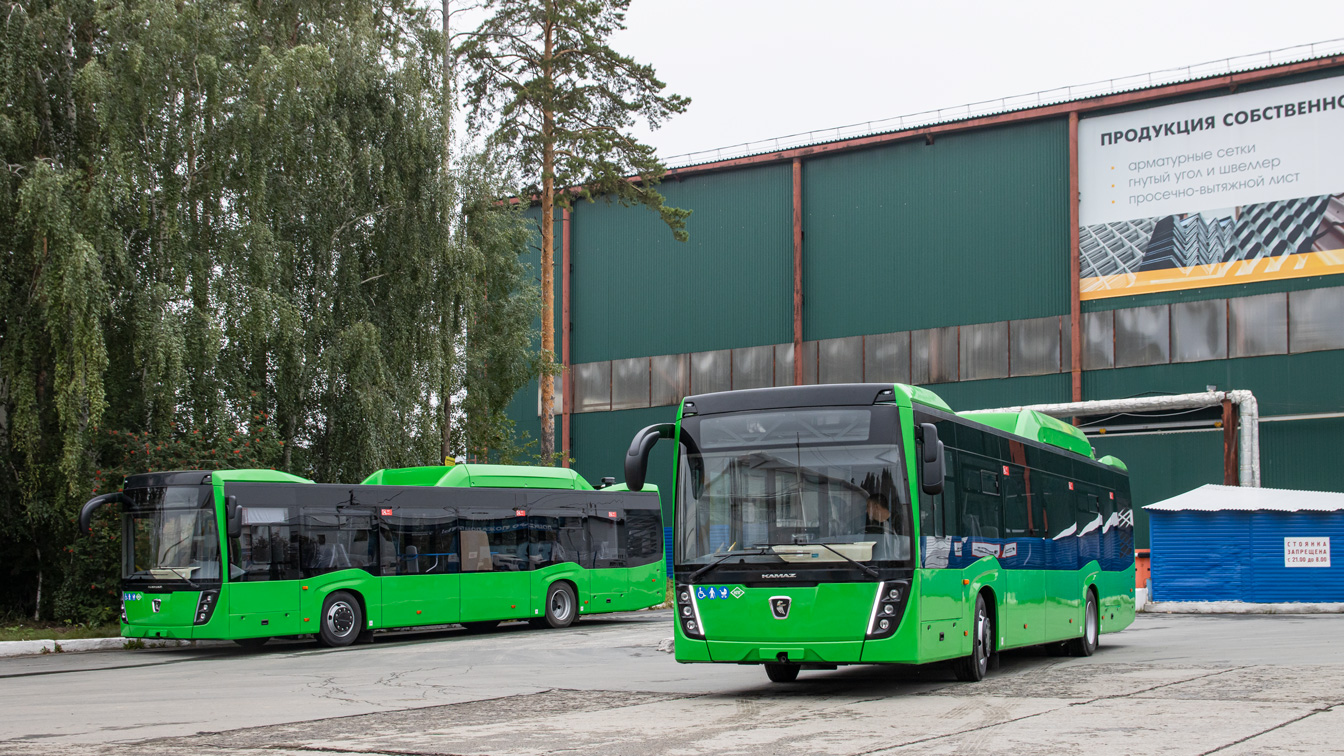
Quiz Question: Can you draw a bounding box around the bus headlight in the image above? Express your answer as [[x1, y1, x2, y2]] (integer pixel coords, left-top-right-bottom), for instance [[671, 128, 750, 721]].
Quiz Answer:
[[676, 584, 705, 640], [866, 581, 908, 640], [194, 590, 219, 626]]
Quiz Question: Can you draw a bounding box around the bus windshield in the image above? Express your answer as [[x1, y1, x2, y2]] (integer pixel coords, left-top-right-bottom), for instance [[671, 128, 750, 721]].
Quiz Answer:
[[123, 486, 221, 583], [675, 407, 911, 571]]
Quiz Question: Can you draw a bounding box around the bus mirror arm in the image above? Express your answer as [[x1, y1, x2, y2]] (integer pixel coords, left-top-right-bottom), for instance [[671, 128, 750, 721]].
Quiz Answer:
[[79, 492, 130, 536], [626, 423, 674, 492], [226, 495, 241, 538], [625, 423, 704, 497], [919, 423, 945, 496]]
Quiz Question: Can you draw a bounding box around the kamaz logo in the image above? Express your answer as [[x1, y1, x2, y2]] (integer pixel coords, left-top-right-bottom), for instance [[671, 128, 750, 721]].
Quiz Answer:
[[151, 598, 162, 613], [760, 573, 797, 579]]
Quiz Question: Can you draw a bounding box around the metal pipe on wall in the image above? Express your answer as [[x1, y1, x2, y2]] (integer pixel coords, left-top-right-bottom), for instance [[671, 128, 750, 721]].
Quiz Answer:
[[979, 391, 1261, 487], [1067, 111, 1082, 403]]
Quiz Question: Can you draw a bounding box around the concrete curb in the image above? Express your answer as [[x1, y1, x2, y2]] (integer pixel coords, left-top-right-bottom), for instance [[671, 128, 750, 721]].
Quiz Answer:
[[1142, 601, 1344, 614], [0, 636, 204, 658]]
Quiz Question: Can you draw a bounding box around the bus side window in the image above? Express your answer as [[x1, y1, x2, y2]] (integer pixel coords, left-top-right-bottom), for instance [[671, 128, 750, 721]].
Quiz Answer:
[[958, 455, 1002, 539], [1002, 467, 1029, 537], [625, 499, 663, 568], [1041, 474, 1074, 538], [587, 505, 626, 569]]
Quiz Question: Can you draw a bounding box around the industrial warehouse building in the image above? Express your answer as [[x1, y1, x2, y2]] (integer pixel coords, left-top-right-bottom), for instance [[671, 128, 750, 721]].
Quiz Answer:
[[504, 48, 1344, 553]]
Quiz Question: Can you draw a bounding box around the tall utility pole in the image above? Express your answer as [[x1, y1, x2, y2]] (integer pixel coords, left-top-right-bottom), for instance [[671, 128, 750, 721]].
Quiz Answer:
[[440, 0, 455, 463]]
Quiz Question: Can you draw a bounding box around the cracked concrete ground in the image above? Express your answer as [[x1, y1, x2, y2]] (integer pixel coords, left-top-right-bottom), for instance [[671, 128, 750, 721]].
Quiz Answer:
[[1, 611, 1341, 755]]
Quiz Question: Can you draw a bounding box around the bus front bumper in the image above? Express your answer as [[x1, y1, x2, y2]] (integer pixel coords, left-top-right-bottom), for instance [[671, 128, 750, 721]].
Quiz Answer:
[[702, 640, 865, 664]]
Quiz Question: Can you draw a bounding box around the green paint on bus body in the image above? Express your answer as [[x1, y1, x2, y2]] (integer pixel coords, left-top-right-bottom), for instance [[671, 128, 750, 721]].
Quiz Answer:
[[119, 465, 664, 642], [669, 383, 1135, 672]]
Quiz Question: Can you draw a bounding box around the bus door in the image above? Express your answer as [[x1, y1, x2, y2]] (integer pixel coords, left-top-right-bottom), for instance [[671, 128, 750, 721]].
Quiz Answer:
[[585, 502, 628, 609], [1002, 463, 1045, 646], [523, 492, 590, 607], [458, 491, 531, 622], [378, 500, 460, 627], [225, 484, 302, 636]]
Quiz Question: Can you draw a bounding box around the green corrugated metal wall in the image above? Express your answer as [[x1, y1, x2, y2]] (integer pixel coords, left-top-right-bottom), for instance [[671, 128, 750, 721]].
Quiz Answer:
[[800, 118, 1070, 340], [572, 407, 681, 520], [502, 208, 562, 455], [570, 163, 793, 362]]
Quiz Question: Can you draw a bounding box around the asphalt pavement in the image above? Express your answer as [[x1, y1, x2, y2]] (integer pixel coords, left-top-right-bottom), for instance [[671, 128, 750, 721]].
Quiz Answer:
[[1, 610, 1342, 755]]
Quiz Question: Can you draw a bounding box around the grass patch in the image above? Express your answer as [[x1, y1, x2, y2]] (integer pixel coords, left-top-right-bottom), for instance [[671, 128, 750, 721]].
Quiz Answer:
[[0, 621, 122, 643]]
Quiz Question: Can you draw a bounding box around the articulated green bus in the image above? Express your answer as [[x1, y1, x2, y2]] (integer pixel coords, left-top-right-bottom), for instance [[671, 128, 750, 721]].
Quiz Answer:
[[80, 464, 664, 647], [626, 383, 1134, 683]]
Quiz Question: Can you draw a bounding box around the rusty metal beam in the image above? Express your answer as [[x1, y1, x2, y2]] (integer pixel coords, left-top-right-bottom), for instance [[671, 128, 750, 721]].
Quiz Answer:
[[1223, 398, 1240, 485], [1068, 111, 1082, 403], [561, 208, 572, 468], [792, 158, 803, 386]]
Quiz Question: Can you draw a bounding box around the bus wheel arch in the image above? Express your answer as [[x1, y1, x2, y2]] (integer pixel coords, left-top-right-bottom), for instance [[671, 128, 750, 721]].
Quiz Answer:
[[538, 580, 578, 629], [953, 589, 996, 682], [1069, 586, 1100, 657], [318, 589, 364, 648]]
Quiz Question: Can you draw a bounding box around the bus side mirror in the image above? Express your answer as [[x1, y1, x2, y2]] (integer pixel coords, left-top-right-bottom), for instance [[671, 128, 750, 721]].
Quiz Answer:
[[919, 423, 945, 496], [226, 495, 241, 538]]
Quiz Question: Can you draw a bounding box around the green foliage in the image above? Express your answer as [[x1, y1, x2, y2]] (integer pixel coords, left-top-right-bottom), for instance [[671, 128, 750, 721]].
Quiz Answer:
[[0, 0, 539, 622]]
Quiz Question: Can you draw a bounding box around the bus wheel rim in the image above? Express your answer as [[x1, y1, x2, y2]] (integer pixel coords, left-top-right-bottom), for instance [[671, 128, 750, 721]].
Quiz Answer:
[[976, 606, 989, 674], [328, 601, 354, 635], [1086, 600, 1097, 645], [551, 590, 571, 621]]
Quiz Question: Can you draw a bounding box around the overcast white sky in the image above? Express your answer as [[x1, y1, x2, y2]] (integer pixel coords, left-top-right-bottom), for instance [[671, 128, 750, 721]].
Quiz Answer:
[[609, 1, 1344, 164]]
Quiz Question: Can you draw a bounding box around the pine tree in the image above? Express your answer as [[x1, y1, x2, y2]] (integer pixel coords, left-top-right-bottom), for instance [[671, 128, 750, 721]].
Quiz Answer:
[[461, 0, 690, 463]]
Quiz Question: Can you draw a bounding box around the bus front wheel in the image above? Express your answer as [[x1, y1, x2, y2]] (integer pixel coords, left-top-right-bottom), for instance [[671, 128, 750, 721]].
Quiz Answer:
[[319, 591, 363, 648], [765, 663, 800, 683], [953, 594, 993, 682], [1068, 592, 1099, 657]]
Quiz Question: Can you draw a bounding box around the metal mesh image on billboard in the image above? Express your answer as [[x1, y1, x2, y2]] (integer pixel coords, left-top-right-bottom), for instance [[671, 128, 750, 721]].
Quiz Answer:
[[1081, 193, 1344, 296]]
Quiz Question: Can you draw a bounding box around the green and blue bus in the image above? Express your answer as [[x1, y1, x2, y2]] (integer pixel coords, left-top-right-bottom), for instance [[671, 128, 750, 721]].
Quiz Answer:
[[625, 383, 1134, 683], [80, 464, 664, 648]]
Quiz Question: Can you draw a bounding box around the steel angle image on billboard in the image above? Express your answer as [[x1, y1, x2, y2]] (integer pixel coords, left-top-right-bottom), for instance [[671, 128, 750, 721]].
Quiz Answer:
[[1078, 75, 1344, 300]]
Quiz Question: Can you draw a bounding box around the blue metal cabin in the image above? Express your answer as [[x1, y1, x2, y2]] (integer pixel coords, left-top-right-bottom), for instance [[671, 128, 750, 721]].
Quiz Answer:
[[1147, 485, 1344, 603]]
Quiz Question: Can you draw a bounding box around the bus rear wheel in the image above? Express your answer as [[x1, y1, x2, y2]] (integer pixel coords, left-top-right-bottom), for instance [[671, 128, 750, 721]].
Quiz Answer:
[[1068, 592, 1099, 657], [953, 594, 993, 682], [765, 663, 800, 683], [535, 583, 576, 629], [319, 591, 362, 648]]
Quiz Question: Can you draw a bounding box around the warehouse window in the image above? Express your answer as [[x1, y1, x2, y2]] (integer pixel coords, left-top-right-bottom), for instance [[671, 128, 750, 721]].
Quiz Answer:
[[912, 326, 958, 384], [864, 331, 910, 384], [1171, 299, 1228, 363], [819, 336, 863, 384], [960, 322, 1009, 381], [650, 353, 688, 407], [690, 349, 730, 394], [1083, 311, 1115, 370], [1229, 293, 1287, 358], [1010, 316, 1061, 377], [1114, 305, 1170, 367], [1289, 286, 1344, 353], [773, 343, 795, 387], [611, 357, 650, 411], [572, 362, 611, 413], [731, 345, 773, 390]]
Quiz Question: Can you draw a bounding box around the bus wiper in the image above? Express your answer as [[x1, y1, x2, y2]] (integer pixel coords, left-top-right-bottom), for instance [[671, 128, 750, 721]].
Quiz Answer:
[[690, 548, 773, 582], [766, 542, 880, 580], [162, 567, 200, 589]]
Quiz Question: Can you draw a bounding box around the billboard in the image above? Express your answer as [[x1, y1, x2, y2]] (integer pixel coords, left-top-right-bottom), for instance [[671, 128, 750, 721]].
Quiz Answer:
[[1079, 75, 1344, 300]]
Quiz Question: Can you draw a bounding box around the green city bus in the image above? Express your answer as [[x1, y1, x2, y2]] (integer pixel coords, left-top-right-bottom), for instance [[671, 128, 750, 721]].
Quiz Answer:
[[625, 383, 1134, 683], [80, 464, 664, 647]]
